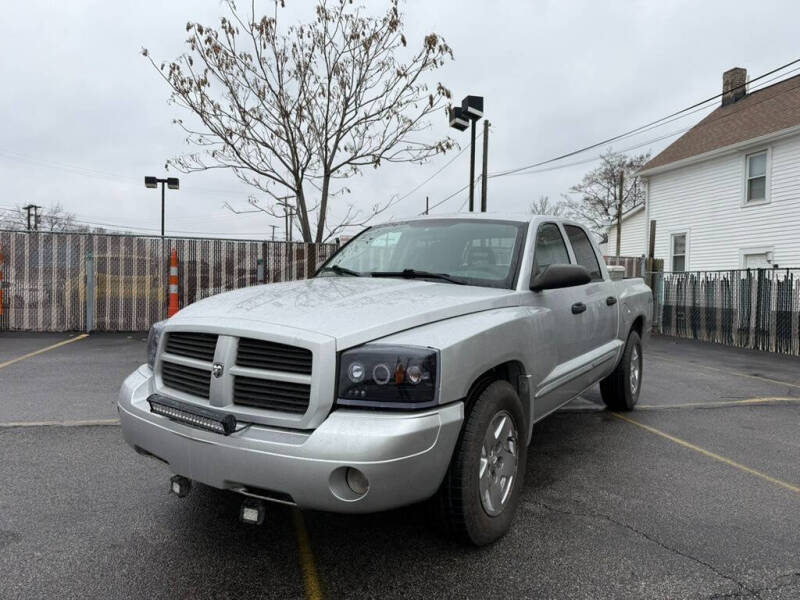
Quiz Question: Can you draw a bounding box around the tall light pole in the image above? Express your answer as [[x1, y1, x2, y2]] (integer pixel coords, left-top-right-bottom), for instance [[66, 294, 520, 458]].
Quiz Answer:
[[144, 176, 179, 237], [449, 95, 484, 212]]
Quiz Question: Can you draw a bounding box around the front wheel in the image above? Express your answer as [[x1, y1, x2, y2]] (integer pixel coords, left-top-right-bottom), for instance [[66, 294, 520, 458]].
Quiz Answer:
[[437, 380, 527, 546], [600, 330, 642, 411]]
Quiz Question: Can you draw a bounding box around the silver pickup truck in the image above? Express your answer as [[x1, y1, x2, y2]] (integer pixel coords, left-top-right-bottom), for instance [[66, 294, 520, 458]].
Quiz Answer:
[[119, 214, 652, 545]]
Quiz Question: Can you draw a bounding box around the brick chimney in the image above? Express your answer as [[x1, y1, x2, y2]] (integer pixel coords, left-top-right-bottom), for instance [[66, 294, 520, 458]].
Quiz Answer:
[[722, 67, 747, 106]]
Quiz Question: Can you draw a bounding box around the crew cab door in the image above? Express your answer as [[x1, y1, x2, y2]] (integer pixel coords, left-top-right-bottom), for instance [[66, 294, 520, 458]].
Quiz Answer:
[[561, 224, 620, 380], [527, 222, 587, 418], [528, 222, 620, 419]]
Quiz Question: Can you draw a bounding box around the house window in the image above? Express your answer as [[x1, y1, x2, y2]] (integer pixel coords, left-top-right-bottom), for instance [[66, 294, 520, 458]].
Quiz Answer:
[[671, 233, 687, 272], [745, 150, 767, 203]]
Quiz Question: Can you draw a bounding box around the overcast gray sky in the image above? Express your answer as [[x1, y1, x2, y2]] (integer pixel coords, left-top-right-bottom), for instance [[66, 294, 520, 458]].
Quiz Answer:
[[1, 0, 799, 239]]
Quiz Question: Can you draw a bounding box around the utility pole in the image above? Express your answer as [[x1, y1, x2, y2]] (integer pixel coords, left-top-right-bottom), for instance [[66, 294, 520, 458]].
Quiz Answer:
[[468, 117, 476, 212], [425, 196, 429, 215], [480, 120, 490, 212], [23, 204, 42, 231], [226, 195, 294, 242], [616, 171, 624, 258]]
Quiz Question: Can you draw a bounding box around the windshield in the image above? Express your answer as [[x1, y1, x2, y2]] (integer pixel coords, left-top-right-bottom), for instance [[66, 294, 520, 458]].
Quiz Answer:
[[318, 219, 528, 289]]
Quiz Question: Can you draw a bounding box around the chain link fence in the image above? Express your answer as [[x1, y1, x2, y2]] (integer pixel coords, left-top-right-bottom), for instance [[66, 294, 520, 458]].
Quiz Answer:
[[0, 230, 337, 332], [652, 268, 800, 356]]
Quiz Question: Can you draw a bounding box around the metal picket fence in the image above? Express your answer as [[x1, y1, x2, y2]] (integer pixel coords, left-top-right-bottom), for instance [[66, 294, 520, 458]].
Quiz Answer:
[[0, 230, 337, 332], [652, 268, 800, 356]]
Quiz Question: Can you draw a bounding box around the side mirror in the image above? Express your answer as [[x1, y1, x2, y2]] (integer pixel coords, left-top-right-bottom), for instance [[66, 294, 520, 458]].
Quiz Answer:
[[530, 264, 591, 292]]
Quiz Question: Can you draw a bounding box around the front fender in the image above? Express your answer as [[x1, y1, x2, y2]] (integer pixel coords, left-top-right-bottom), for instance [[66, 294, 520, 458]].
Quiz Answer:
[[373, 307, 557, 444]]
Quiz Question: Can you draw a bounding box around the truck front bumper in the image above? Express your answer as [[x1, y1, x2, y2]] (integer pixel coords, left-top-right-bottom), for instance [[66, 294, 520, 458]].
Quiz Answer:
[[118, 366, 464, 513]]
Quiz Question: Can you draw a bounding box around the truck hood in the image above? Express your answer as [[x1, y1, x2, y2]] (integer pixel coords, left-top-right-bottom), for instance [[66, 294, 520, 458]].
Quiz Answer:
[[170, 277, 520, 349]]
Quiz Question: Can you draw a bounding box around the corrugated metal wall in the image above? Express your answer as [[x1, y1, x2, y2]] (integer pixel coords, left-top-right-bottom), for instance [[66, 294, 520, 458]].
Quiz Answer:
[[0, 231, 337, 332]]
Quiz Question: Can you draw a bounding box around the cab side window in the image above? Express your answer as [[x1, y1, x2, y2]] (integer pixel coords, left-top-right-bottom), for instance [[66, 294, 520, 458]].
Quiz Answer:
[[564, 224, 603, 281], [533, 223, 570, 276]]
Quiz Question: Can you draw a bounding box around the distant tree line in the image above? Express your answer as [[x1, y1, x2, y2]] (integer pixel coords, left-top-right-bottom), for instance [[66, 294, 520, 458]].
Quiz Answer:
[[0, 203, 111, 233]]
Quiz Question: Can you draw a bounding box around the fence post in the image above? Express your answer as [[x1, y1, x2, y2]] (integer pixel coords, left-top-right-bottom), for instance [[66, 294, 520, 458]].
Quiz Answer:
[[86, 251, 95, 333], [0, 249, 4, 319], [257, 258, 264, 284]]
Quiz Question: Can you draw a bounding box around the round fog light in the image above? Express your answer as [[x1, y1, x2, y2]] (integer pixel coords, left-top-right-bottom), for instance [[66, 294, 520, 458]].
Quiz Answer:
[[345, 467, 369, 495]]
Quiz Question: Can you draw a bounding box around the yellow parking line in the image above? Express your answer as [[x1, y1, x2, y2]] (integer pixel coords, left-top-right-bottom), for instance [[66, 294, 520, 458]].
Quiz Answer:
[[637, 397, 800, 410], [292, 508, 323, 600], [652, 354, 800, 390], [613, 412, 800, 494], [0, 334, 89, 370]]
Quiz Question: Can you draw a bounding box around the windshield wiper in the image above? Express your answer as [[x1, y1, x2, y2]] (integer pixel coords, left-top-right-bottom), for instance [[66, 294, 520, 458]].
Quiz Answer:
[[318, 265, 362, 277], [370, 269, 466, 285]]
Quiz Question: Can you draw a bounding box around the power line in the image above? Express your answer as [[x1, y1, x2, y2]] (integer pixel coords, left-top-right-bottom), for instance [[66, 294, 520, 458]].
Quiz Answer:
[[489, 57, 800, 179], [424, 60, 800, 214], [0, 205, 274, 238], [394, 131, 483, 204], [0, 149, 251, 199]]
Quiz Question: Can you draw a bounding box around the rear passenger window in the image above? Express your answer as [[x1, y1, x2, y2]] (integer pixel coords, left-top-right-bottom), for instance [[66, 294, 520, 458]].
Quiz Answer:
[[564, 225, 602, 281], [533, 223, 570, 275]]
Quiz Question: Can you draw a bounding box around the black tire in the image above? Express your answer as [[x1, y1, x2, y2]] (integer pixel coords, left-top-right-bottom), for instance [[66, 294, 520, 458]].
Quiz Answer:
[[437, 380, 527, 546], [600, 330, 642, 411]]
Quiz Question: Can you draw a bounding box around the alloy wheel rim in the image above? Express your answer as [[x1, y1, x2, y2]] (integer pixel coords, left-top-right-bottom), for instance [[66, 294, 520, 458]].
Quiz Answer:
[[479, 410, 519, 517], [630, 344, 641, 395]]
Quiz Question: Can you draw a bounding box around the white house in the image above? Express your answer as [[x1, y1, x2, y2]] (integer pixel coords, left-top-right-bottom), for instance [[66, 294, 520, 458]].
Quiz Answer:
[[605, 203, 647, 257], [636, 67, 800, 272]]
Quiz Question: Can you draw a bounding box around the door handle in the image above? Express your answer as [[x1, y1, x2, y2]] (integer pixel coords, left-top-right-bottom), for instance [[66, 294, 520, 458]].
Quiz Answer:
[[606, 296, 617, 306], [571, 302, 587, 314]]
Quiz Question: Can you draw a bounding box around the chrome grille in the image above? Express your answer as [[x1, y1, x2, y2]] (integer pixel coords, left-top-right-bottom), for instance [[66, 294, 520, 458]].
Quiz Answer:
[[161, 361, 211, 399], [236, 338, 312, 375], [165, 332, 219, 362], [233, 376, 311, 414]]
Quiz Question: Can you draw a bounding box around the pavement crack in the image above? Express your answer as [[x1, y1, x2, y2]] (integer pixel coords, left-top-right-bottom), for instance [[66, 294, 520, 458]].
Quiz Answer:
[[530, 499, 762, 599]]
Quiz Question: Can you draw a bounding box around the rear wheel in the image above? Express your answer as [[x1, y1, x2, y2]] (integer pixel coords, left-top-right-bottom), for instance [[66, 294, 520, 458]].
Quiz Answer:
[[600, 330, 642, 411], [437, 380, 527, 546]]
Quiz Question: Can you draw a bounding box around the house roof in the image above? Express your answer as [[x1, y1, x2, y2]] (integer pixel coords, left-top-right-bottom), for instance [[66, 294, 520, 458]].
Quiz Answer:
[[640, 74, 800, 174]]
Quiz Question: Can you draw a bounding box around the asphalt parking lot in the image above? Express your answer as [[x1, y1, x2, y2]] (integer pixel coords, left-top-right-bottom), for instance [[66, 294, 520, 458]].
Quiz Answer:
[[1, 332, 799, 599]]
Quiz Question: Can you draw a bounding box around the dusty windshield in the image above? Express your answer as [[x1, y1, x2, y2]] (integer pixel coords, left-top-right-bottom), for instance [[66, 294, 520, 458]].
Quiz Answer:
[[319, 219, 527, 289]]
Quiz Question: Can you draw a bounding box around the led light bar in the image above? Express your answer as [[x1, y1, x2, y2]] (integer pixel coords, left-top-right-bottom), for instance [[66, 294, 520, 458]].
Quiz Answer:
[[147, 394, 236, 435]]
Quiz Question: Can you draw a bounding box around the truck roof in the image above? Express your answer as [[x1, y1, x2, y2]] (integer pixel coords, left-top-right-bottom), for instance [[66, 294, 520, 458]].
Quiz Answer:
[[398, 212, 532, 224], [396, 212, 589, 230]]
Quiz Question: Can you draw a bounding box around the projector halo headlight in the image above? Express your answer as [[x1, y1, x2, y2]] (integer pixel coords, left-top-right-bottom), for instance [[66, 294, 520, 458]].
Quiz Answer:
[[347, 362, 365, 383], [337, 345, 438, 410]]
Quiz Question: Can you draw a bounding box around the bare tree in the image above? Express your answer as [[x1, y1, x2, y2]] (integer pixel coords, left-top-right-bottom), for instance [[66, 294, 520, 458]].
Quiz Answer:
[[41, 203, 79, 232], [0, 206, 25, 230], [0, 204, 81, 232], [145, 0, 455, 243], [529, 195, 564, 217], [563, 149, 649, 235]]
